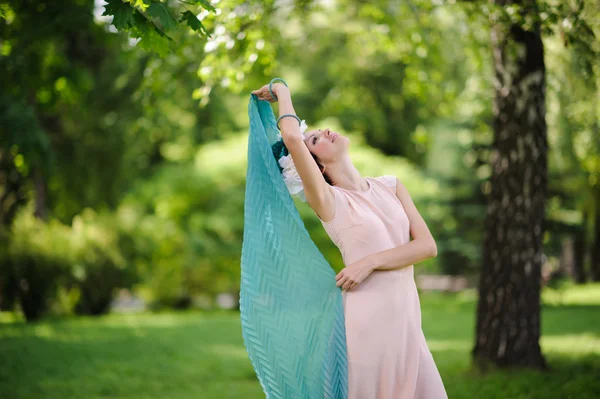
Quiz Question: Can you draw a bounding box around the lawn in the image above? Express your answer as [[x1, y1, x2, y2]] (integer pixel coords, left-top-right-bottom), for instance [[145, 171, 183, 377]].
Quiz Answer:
[[1, 283, 599, 399]]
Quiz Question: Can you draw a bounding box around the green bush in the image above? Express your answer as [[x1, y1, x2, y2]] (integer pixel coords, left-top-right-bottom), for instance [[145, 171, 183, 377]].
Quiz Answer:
[[70, 209, 136, 315], [0, 233, 18, 312], [120, 210, 190, 310], [7, 209, 74, 321], [4, 207, 138, 320]]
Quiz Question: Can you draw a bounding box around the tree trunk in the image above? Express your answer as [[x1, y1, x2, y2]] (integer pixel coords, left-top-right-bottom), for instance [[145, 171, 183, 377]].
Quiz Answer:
[[0, 150, 28, 230], [591, 188, 600, 281], [572, 213, 587, 284], [558, 236, 574, 278], [33, 167, 47, 221], [473, 0, 548, 370]]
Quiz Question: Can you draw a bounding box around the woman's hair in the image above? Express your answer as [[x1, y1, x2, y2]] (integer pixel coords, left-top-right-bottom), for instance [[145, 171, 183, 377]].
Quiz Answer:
[[310, 152, 333, 185], [271, 139, 332, 185]]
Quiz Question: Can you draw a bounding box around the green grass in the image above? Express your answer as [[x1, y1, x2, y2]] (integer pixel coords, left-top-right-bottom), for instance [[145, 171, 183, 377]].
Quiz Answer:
[[1, 284, 599, 399]]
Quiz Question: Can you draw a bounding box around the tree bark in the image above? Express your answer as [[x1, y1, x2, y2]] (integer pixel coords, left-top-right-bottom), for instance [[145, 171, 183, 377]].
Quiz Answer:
[[591, 188, 600, 281], [473, 0, 548, 370], [572, 212, 587, 284], [559, 236, 574, 279], [0, 150, 28, 231], [33, 166, 48, 221]]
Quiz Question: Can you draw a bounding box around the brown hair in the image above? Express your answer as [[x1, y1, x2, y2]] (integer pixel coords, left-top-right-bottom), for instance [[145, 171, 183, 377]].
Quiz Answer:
[[310, 152, 333, 185]]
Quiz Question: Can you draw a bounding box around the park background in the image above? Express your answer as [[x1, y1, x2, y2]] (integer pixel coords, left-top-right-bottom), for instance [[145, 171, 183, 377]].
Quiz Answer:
[[0, 0, 599, 398]]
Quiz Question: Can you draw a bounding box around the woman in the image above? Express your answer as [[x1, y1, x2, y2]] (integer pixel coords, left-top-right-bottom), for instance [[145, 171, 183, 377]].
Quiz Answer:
[[250, 81, 448, 399]]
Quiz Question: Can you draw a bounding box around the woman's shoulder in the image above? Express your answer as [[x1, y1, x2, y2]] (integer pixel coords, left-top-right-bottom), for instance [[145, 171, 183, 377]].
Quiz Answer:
[[372, 175, 397, 191]]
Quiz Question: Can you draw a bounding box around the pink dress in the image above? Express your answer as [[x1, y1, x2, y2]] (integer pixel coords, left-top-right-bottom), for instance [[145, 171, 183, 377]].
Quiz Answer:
[[315, 175, 448, 399]]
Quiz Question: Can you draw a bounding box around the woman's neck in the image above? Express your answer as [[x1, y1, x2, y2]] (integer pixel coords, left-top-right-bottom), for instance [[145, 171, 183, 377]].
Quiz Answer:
[[327, 157, 369, 191]]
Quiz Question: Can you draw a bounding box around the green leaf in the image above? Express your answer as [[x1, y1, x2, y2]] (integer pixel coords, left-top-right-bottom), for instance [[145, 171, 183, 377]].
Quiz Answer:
[[102, 0, 135, 30], [181, 0, 216, 13], [147, 2, 177, 31], [138, 30, 171, 57], [131, 10, 172, 57], [179, 11, 209, 36]]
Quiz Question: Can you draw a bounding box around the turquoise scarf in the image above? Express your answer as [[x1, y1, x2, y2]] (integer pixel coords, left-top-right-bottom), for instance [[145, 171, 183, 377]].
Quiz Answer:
[[240, 94, 348, 398]]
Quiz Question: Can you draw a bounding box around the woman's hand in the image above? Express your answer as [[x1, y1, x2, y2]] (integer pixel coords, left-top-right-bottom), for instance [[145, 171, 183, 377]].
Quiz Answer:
[[335, 257, 375, 291], [251, 83, 289, 103]]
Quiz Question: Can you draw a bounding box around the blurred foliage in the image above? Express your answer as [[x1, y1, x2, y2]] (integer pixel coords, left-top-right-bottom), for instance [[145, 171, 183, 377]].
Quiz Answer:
[[3, 207, 74, 321], [1, 206, 135, 320], [0, 0, 598, 319], [70, 209, 136, 315]]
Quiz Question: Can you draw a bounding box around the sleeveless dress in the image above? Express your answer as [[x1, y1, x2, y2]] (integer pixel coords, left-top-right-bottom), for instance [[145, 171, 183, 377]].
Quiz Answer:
[[314, 175, 448, 399]]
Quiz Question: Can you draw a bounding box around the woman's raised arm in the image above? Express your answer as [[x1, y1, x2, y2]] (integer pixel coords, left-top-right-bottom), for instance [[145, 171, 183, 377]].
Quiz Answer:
[[272, 84, 334, 218]]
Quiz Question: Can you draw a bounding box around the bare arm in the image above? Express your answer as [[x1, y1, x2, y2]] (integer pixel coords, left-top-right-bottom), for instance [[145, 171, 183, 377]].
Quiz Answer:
[[365, 177, 437, 272], [273, 85, 334, 215]]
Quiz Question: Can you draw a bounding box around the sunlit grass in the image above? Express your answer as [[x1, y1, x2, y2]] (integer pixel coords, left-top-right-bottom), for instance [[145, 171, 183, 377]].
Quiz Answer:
[[541, 280, 600, 305], [1, 284, 599, 398]]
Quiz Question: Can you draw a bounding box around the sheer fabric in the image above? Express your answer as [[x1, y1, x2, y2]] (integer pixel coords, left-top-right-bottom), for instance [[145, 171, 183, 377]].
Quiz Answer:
[[240, 94, 348, 399]]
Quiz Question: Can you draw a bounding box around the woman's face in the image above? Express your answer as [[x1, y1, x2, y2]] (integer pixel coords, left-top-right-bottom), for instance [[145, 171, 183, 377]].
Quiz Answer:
[[303, 128, 348, 163]]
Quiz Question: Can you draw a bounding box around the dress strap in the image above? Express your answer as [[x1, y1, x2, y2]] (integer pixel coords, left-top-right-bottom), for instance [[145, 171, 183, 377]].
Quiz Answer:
[[379, 175, 397, 192]]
